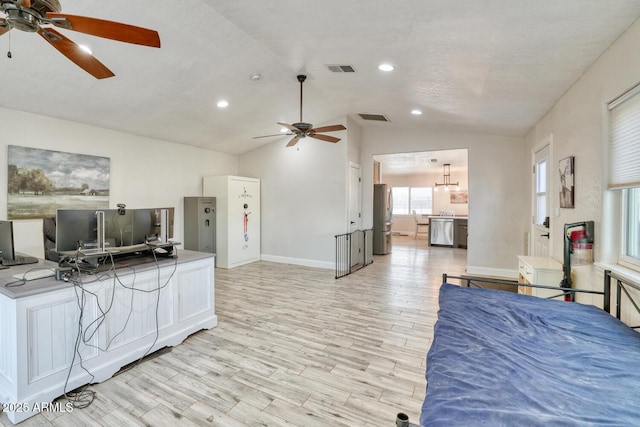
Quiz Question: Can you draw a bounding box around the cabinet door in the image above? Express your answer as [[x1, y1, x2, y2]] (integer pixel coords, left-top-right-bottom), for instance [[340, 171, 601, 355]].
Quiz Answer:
[[28, 298, 99, 382], [228, 178, 260, 266], [100, 270, 174, 349]]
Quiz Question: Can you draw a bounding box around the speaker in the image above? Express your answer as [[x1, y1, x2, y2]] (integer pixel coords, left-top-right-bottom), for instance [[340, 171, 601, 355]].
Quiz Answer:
[[183, 197, 216, 253]]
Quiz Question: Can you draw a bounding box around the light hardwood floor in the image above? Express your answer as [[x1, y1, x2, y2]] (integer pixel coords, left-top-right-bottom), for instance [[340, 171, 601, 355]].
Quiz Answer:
[[1, 236, 467, 426]]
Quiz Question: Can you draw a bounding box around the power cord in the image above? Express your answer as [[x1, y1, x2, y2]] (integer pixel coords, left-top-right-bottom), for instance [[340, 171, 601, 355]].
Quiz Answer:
[[60, 246, 179, 409]]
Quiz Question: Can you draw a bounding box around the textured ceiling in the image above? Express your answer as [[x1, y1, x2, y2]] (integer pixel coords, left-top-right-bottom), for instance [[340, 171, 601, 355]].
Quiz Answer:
[[375, 149, 468, 176], [1, 0, 640, 155]]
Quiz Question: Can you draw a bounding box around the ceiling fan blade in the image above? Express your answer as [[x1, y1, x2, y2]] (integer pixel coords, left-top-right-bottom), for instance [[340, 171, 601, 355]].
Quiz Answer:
[[286, 136, 300, 147], [0, 20, 10, 37], [38, 28, 115, 79], [277, 122, 299, 133], [46, 13, 161, 48], [253, 133, 293, 139], [309, 124, 346, 133], [309, 133, 340, 143], [23, 0, 31, 7]]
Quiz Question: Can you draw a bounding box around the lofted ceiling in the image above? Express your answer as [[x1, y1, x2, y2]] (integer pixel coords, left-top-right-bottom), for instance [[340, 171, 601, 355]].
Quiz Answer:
[[1, 0, 640, 156]]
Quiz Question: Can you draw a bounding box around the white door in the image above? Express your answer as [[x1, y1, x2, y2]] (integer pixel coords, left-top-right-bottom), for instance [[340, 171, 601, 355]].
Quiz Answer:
[[349, 163, 362, 266], [532, 141, 551, 257]]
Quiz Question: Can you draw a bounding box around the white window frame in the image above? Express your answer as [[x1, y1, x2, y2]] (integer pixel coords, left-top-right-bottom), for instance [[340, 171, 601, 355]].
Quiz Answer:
[[620, 188, 640, 269], [608, 83, 640, 270], [391, 186, 433, 216]]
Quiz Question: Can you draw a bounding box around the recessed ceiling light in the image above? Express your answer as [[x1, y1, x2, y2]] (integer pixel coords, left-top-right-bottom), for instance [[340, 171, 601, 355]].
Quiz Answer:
[[280, 127, 289, 133], [378, 63, 394, 72], [79, 44, 92, 55], [217, 100, 229, 108], [411, 109, 423, 115]]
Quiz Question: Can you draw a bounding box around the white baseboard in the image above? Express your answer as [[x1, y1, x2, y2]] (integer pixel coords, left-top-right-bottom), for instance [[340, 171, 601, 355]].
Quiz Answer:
[[260, 254, 334, 270], [465, 265, 518, 280]]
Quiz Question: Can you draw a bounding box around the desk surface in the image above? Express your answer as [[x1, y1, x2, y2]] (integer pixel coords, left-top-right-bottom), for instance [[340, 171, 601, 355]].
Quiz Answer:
[[0, 249, 215, 300]]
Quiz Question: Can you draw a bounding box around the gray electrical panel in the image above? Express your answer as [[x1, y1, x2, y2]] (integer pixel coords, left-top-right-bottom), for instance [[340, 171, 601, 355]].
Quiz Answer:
[[183, 197, 216, 253]]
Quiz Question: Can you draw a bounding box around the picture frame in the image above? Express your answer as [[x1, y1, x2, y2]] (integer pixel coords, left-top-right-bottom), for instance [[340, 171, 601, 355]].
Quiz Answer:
[[7, 145, 110, 220], [559, 156, 574, 208], [450, 190, 468, 204]]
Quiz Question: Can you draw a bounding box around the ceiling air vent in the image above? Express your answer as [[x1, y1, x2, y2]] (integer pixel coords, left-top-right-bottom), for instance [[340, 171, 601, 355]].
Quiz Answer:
[[358, 113, 389, 122], [327, 64, 356, 73]]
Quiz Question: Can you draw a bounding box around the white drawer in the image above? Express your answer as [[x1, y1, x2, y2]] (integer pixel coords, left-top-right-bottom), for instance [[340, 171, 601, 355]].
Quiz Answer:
[[519, 262, 534, 283]]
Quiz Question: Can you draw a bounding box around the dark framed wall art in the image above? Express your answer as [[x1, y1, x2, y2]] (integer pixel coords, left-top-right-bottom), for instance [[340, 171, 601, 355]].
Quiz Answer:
[[559, 156, 574, 209]]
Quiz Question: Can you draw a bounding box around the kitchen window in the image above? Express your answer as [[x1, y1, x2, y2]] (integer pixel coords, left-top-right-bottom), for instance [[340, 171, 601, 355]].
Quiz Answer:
[[392, 186, 433, 215]]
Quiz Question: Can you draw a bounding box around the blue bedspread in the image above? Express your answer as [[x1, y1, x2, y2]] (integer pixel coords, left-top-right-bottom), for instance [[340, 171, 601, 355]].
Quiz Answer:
[[421, 283, 640, 426]]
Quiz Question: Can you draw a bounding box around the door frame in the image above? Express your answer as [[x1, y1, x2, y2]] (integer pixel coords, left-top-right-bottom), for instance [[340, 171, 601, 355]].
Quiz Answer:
[[530, 134, 554, 257], [348, 162, 362, 266]]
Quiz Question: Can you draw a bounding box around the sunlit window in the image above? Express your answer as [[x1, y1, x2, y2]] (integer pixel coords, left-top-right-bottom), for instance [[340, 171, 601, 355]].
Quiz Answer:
[[535, 159, 547, 225], [392, 186, 432, 215], [622, 188, 640, 267]]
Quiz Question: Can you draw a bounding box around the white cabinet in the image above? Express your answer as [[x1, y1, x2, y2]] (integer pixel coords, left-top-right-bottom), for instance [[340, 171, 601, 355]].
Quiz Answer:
[[203, 175, 260, 269], [0, 252, 216, 424], [517, 255, 564, 300]]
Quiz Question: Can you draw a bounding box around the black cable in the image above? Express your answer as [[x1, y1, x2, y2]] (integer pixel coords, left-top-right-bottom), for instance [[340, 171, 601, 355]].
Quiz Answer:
[[61, 244, 180, 399], [4, 267, 56, 288], [113, 246, 179, 376], [62, 276, 96, 409]]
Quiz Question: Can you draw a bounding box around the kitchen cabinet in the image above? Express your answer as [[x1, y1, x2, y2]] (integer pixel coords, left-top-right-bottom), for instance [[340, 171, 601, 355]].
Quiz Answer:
[[455, 219, 468, 248], [517, 255, 564, 300]]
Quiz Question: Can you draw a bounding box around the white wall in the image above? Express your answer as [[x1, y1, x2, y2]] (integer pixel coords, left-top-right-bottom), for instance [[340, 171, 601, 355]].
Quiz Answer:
[[524, 14, 640, 308], [361, 126, 526, 276], [238, 116, 352, 269], [0, 107, 238, 258]]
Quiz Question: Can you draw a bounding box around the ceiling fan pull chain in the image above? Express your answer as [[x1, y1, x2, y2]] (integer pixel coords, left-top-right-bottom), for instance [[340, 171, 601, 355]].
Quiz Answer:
[[6, 31, 11, 59], [299, 78, 303, 122]]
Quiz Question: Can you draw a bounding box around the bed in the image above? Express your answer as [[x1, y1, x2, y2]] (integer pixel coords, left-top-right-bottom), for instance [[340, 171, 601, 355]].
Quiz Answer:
[[419, 271, 640, 427]]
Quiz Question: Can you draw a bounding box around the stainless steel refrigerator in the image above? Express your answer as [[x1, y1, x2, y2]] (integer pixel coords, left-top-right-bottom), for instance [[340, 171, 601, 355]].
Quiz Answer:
[[373, 184, 393, 255]]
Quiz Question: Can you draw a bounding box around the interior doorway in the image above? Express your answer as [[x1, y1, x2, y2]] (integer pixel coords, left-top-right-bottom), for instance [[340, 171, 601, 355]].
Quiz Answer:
[[372, 149, 469, 251]]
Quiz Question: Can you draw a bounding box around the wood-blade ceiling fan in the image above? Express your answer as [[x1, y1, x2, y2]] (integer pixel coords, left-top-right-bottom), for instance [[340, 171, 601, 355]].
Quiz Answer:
[[0, 0, 160, 79], [254, 74, 346, 147]]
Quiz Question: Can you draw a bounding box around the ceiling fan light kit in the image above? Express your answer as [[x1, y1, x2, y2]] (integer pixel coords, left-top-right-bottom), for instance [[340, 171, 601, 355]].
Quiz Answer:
[[254, 74, 346, 147], [0, 0, 160, 79]]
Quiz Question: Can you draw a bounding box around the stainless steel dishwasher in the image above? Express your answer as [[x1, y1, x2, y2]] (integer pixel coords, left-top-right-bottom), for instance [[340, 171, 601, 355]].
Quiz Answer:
[[430, 218, 454, 246]]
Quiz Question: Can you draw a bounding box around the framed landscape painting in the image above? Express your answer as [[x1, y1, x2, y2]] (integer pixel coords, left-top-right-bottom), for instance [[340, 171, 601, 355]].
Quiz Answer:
[[7, 146, 110, 220]]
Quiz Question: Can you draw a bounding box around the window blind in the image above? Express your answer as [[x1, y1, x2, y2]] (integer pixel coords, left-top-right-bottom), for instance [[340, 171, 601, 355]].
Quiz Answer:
[[608, 84, 640, 189]]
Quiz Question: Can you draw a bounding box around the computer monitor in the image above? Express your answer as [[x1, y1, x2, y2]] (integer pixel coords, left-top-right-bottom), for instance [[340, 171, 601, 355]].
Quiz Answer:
[[131, 209, 153, 244], [56, 208, 174, 253], [56, 209, 138, 253], [131, 208, 174, 244], [0, 220, 15, 261], [104, 209, 134, 246], [55, 209, 100, 253]]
